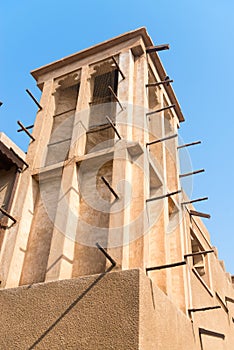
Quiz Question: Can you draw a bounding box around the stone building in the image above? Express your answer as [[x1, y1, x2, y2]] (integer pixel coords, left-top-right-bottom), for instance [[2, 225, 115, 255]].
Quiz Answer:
[[0, 27, 234, 349]]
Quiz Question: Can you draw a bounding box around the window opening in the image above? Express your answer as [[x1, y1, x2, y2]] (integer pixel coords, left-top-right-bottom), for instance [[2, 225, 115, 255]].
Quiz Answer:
[[86, 59, 119, 153], [46, 72, 80, 165]]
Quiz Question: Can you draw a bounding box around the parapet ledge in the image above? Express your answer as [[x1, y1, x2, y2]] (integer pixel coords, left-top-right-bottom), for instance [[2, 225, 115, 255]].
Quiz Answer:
[[0, 132, 25, 161]]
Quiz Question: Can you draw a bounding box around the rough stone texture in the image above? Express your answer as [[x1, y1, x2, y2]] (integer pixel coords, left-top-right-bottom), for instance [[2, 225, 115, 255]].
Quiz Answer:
[[0, 269, 139, 350], [1, 268, 233, 350]]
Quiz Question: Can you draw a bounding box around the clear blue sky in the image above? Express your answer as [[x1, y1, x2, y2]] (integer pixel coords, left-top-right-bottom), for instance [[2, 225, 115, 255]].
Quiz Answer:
[[1, 1, 234, 273]]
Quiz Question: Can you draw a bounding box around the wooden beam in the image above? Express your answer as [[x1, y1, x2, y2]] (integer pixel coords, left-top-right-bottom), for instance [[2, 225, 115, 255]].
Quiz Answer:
[[26, 89, 42, 110], [146, 104, 175, 116], [108, 86, 124, 110], [146, 190, 181, 203], [146, 79, 173, 88], [146, 133, 177, 147], [184, 250, 214, 258], [17, 124, 34, 132], [180, 169, 204, 178], [225, 296, 234, 304], [181, 197, 208, 205], [106, 116, 121, 140], [189, 210, 211, 219], [17, 121, 35, 141], [177, 141, 201, 149], [101, 176, 119, 200], [146, 44, 170, 53], [146, 260, 186, 272], [96, 242, 116, 267], [0, 207, 17, 224], [111, 56, 125, 80], [199, 328, 225, 340]]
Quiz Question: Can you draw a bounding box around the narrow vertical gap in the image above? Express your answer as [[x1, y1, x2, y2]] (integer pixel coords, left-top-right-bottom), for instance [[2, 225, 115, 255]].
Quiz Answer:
[[46, 72, 80, 166], [85, 59, 118, 154]]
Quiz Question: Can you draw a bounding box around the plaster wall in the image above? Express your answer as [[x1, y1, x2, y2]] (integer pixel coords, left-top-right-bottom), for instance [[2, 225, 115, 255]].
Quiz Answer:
[[0, 269, 140, 350], [0, 269, 194, 350], [2, 269, 233, 349]]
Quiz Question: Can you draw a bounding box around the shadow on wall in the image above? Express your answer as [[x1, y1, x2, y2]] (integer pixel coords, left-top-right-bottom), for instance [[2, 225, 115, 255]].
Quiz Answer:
[[28, 261, 115, 349]]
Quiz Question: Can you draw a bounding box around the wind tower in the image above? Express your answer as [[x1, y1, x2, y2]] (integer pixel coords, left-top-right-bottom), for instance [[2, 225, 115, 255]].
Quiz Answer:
[[1, 28, 234, 350]]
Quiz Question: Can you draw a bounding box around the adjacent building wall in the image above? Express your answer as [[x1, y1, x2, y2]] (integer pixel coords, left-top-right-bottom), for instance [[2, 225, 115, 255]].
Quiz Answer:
[[0, 269, 233, 349]]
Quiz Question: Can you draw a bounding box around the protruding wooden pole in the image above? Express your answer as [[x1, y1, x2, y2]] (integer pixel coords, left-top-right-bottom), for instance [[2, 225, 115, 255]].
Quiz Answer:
[[96, 242, 116, 267], [179, 169, 204, 178], [111, 56, 125, 80], [108, 86, 124, 110], [17, 121, 35, 141], [0, 207, 17, 224], [106, 116, 121, 140], [146, 133, 177, 147], [146, 79, 173, 88], [199, 328, 225, 340], [146, 44, 170, 53], [178, 141, 201, 149], [101, 176, 119, 200], [146, 104, 175, 116], [184, 250, 214, 258], [146, 190, 181, 203], [17, 124, 34, 132], [225, 296, 234, 304], [26, 89, 42, 110], [146, 260, 186, 272], [189, 210, 211, 219], [181, 197, 208, 205]]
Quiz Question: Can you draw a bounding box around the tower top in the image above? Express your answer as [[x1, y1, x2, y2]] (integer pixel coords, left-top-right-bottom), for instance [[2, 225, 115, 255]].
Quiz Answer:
[[31, 27, 185, 122]]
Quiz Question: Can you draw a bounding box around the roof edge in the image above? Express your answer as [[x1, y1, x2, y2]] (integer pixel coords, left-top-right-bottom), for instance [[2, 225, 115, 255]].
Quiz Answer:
[[31, 27, 151, 80], [30, 27, 185, 122]]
